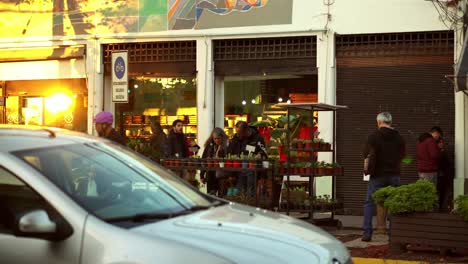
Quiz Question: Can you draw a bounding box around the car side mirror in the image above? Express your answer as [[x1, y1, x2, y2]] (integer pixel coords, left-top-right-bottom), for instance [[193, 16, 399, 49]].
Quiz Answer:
[[19, 210, 57, 233], [15, 210, 73, 241]]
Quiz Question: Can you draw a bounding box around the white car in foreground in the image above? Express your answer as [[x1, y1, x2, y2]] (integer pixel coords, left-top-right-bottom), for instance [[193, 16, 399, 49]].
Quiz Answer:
[[0, 126, 352, 264]]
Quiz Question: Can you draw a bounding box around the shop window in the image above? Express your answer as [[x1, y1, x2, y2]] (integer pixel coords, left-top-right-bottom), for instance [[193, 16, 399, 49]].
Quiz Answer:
[[223, 75, 317, 137], [116, 77, 197, 146]]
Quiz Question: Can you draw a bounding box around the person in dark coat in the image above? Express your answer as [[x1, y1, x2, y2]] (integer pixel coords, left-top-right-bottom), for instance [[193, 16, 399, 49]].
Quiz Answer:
[[149, 121, 168, 160], [167, 119, 189, 158], [362, 112, 406, 242], [416, 126, 443, 186], [201, 127, 229, 195], [436, 138, 454, 211], [94, 111, 126, 146], [228, 121, 268, 196]]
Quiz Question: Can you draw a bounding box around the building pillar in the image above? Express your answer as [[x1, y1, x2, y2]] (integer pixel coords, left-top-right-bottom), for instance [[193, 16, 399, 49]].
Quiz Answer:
[[86, 39, 104, 135], [316, 31, 336, 197], [214, 76, 225, 128], [454, 92, 467, 196], [196, 38, 215, 154], [454, 24, 468, 197]]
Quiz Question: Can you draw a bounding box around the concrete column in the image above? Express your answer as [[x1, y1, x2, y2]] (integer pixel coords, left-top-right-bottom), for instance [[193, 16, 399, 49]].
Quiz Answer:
[[316, 31, 336, 197], [196, 38, 215, 154], [214, 76, 225, 128], [454, 92, 467, 196], [86, 39, 104, 135], [454, 24, 467, 197]]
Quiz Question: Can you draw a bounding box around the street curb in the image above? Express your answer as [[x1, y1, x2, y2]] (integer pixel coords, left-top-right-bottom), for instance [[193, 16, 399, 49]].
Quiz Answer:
[[352, 258, 439, 264]]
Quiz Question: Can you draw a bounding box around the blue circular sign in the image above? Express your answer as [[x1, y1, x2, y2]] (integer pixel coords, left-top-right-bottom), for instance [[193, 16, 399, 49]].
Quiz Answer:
[[114, 57, 125, 79]]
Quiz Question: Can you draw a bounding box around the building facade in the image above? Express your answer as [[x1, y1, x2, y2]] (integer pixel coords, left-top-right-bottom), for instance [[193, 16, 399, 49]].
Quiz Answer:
[[0, 0, 466, 211]]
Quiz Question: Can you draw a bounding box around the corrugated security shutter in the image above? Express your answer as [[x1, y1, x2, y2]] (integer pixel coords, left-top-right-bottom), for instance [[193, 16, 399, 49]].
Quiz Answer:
[[336, 31, 455, 214]]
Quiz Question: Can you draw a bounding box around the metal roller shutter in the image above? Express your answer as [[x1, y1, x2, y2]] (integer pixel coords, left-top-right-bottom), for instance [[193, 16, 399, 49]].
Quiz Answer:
[[336, 31, 455, 214]]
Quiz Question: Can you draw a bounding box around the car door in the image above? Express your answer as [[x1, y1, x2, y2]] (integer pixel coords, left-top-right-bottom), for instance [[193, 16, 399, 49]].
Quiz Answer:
[[0, 166, 81, 264]]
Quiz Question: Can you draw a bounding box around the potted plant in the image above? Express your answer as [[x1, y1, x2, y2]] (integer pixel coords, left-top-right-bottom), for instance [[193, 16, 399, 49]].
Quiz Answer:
[[333, 163, 343, 176], [218, 158, 225, 168], [225, 154, 234, 168], [262, 159, 270, 169], [304, 139, 313, 149], [372, 180, 468, 254], [232, 156, 241, 168], [240, 154, 249, 169]]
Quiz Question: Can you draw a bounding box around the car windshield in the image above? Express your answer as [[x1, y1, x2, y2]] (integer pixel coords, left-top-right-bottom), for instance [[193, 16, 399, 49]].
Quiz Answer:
[[13, 142, 212, 222]]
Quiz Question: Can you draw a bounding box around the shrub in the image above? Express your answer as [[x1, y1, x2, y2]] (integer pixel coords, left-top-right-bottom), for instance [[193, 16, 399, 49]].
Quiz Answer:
[[372, 180, 437, 215], [453, 195, 468, 220]]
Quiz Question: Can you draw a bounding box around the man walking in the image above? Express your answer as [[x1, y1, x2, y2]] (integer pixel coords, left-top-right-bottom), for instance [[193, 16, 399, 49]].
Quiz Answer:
[[362, 112, 406, 242], [94, 111, 126, 146], [416, 126, 443, 186]]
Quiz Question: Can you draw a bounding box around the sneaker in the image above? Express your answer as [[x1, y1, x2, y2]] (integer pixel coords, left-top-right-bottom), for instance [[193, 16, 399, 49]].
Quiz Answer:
[[361, 234, 372, 242]]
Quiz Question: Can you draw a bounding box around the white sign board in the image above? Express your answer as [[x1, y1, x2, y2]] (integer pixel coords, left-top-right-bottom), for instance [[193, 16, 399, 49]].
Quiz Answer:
[[111, 51, 128, 102]]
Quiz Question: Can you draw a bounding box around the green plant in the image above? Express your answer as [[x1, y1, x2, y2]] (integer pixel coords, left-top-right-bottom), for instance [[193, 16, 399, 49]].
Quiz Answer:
[[453, 195, 468, 220], [372, 180, 437, 215]]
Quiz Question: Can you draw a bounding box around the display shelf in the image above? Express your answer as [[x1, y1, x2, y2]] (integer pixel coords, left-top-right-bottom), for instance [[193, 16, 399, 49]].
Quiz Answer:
[[276, 102, 347, 225]]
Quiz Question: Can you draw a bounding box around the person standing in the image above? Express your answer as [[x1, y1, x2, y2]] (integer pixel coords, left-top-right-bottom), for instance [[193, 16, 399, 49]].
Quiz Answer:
[[416, 126, 443, 186], [228, 121, 268, 196], [167, 119, 189, 159], [201, 127, 229, 195], [149, 120, 168, 161], [362, 112, 406, 242], [94, 111, 126, 146]]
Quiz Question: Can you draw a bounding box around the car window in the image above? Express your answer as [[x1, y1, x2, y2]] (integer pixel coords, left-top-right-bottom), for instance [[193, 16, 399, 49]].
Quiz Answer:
[[0, 167, 50, 234], [14, 143, 212, 222]]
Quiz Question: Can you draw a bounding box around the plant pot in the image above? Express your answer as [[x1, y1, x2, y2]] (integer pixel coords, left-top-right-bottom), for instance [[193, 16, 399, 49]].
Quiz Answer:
[[305, 167, 312, 174], [262, 160, 270, 169], [297, 143, 304, 149], [233, 160, 241, 168], [225, 160, 233, 168], [219, 162, 225, 168], [173, 159, 181, 167], [211, 160, 219, 168], [375, 205, 387, 235], [305, 143, 312, 149], [249, 161, 256, 169], [317, 168, 326, 175], [242, 160, 249, 169], [313, 142, 320, 150], [334, 167, 343, 176], [300, 167, 306, 175]]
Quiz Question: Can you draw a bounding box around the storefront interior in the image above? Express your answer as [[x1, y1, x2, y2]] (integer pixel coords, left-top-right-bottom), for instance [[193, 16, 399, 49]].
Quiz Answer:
[[223, 74, 318, 137], [0, 79, 88, 132]]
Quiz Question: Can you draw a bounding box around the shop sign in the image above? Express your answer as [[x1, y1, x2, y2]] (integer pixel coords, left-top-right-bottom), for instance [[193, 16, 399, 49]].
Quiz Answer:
[[112, 51, 128, 103]]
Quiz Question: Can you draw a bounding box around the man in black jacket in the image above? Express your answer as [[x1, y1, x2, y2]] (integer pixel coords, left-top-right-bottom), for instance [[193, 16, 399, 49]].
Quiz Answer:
[[228, 121, 268, 196], [167, 119, 189, 158], [362, 112, 406, 242]]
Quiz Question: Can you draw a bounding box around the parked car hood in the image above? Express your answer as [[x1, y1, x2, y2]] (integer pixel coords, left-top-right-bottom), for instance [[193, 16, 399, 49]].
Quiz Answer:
[[132, 203, 349, 264]]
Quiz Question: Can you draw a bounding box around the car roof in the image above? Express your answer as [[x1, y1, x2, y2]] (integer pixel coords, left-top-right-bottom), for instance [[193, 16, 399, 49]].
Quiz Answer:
[[0, 125, 101, 153]]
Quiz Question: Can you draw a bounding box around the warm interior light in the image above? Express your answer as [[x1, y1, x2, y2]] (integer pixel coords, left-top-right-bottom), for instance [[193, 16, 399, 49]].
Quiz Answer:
[[45, 93, 73, 113]]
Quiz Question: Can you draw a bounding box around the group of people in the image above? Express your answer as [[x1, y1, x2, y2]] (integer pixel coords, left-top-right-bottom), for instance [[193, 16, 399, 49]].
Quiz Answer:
[[93, 111, 268, 197], [361, 112, 453, 242]]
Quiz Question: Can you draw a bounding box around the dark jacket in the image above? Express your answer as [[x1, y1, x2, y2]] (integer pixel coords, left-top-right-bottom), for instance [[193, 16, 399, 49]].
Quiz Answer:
[[363, 127, 406, 178], [150, 132, 168, 158], [416, 133, 441, 172], [202, 141, 227, 159], [228, 126, 268, 158], [167, 130, 189, 158], [106, 129, 126, 146]]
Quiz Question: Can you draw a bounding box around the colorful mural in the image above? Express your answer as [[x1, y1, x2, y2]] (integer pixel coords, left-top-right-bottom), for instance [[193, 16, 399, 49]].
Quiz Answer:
[[0, 0, 292, 38]]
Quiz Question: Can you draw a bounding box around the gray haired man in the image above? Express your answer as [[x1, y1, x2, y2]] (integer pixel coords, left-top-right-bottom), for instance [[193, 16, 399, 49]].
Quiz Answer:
[[361, 112, 406, 242]]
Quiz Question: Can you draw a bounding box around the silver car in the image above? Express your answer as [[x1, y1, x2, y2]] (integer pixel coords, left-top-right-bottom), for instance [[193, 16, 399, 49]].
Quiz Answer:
[[0, 126, 352, 264]]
